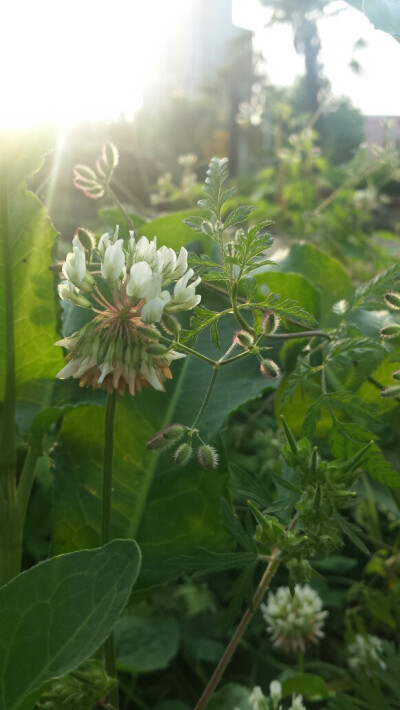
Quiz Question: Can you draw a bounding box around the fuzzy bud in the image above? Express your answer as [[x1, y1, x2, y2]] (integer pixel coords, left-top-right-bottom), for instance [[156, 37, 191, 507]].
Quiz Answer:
[[381, 385, 400, 398], [147, 343, 171, 356], [147, 424, 185, 451], [138, 325, 161, 341], [75, 227, 96, 255], [260, 358, 281, 379], [384, 291, 400, 310], [234, 330, 254, 349], [174, 443, 193, 466], [392, 369, 400, 381], [262, 311, 280, 336], [161, 313, 181, 336], [197, 444, 219, 470], [380, 324, 400, 339]]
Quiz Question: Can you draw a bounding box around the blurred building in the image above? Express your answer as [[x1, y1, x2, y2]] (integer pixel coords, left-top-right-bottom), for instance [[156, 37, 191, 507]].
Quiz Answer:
[[364, 116, 400, 145], [144, 0, 252, 101]]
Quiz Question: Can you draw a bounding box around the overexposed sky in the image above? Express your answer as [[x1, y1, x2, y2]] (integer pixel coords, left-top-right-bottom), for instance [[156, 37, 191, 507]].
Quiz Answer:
[[1, 0, 400, 129], [234, 0, 400, 115]]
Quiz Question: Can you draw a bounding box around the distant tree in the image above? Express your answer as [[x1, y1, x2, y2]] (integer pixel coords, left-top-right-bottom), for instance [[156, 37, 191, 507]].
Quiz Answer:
[[259, 0, 336, 115]]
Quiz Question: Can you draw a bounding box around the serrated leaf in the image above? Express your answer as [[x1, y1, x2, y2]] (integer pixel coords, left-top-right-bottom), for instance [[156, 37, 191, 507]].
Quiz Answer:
[[354, 264, 400, 310], [0, 540, 141, 710], [223, 205, 256, 229], [334, 511, 370, 555]]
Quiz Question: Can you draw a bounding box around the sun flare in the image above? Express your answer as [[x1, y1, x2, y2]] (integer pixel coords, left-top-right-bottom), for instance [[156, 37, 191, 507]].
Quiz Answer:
[[1, 0, 185, 129]]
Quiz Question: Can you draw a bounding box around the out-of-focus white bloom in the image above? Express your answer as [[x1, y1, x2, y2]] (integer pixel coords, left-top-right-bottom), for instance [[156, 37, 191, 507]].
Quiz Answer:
[[289, 694, 307, 710], [177, 153, 197, 167], [101, 240, 126, 284], [166, 268, 201, 312], [269, 680, 282, 706], [249, 686, 267, 710], [261, 585, 328, 654], [126, 261, 153, 300], [347, 634, 386, 674]]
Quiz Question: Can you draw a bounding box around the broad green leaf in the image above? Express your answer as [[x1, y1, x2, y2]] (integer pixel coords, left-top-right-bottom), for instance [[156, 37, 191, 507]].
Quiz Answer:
[[255, 271, 320, 322], [140, 208, 210, 251], [345, 0, 400, 40], [98, 206, 147, 235], [274, 243, 353, 325], [52, 315, 271, 584], [0, 130, 54, 189], [0, 539, 141, 710], [281, 673, 329, 699], [0, 189, 63, 393], [115, 615, 180, 673]]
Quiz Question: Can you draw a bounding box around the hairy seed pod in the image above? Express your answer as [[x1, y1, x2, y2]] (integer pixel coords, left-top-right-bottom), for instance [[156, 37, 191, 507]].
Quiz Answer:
[[147, 424, 185, 451], [162, 313, 181, 336], [381, 385, 400, 398], [197, 444, 219, 470], [234, 330, 254, 348], [174, 443, 193, 466], [262, 311, 280, 336], [260, 358, 281, 379], [384, 291, 400, 310], [380, 324, 400, 339], [392, 369, 400, 381]]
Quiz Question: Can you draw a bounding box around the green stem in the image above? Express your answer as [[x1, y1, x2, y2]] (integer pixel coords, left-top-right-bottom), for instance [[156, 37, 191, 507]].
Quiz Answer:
[[101, 391, 119, 709], [0, 163, 21, 585], [0, 163, 16, 474], [191, 366, 219, 430], [231, 281, 254, 334], [172, 341, 216, 366], [266, 330, 331, 341], [194, 550, 281, 710], [17, 446, 39, 521], [106, 185, 135, 231], [219, 350, 252, 367]]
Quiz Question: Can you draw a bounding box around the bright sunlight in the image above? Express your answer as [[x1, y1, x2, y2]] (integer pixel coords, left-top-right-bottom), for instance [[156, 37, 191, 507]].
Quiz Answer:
[[1, 0, 186, 129]]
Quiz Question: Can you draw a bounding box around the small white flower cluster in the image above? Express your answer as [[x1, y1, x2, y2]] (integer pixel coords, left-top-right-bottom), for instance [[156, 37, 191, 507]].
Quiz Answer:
[[261, 585, 328, 654], [56, 227, 201, 395], [59, 227, 201, 324], [347, 633, 386, 674], [248, 682, 306, 710]]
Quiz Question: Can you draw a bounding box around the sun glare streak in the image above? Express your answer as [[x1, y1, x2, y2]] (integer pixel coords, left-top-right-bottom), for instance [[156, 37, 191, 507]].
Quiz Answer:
[[1, 0, 185, 129]]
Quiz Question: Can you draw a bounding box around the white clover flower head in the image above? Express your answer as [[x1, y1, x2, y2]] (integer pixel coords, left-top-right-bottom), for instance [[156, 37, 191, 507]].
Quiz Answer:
[[249, 686, 267, 710], [56, 227, 201, 395], [347, 633, 386, 675], [261, 585, 328, 654], [289, 694, 306, 710]]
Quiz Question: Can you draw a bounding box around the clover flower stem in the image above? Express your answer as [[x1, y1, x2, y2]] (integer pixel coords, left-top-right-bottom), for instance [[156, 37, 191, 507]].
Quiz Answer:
[[297, 651, 305, 673], [101, 391, 119, 708], [0, 163, 22, 585], [194, 549, 281, 710], [106, 185, 135, 231]]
